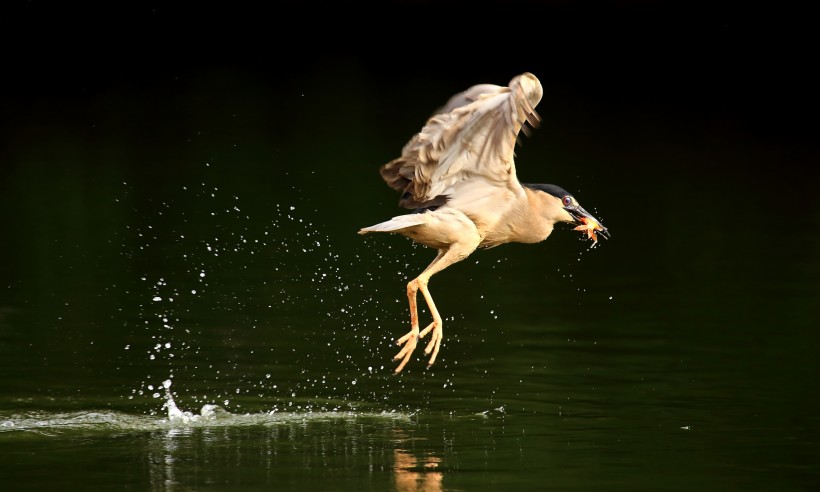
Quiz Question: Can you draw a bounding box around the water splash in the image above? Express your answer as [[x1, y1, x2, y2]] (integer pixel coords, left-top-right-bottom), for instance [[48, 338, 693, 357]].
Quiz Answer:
[[116, 166, 435, 414], [0, 406, 412, 436], [1, 378, 412, 436], [161, 379, 232, 423]]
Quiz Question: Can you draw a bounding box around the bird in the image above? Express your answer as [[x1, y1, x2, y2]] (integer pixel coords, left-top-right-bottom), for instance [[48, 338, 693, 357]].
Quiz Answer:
[[359, 72, 608, 373]]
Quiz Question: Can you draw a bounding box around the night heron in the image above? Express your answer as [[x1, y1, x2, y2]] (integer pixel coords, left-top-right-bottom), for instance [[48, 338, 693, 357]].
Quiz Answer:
[[359, 72, 608, 373]]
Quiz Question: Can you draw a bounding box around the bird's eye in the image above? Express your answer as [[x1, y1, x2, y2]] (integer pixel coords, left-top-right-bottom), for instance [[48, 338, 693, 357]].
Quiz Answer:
[[562, 196, 573, 206]]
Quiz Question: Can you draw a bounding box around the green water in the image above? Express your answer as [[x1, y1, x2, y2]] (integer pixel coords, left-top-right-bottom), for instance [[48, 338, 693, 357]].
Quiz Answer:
[[2, 20, 819, 490]]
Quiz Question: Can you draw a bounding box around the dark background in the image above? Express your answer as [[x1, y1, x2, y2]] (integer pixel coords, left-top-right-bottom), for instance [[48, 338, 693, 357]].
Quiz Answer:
[[3, 1, 818, 197], [3, 1, 819, 132]]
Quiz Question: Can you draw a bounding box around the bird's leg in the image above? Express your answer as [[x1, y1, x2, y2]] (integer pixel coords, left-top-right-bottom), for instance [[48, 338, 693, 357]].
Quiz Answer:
[[394, 251, 445, 373], [392, 279, 420, 372], [417, 280, 443, 366], [394, 245, 475, 372]]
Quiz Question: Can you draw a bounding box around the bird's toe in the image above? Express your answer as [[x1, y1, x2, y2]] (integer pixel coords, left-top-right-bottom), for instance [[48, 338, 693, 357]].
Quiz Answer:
[[393, 330, 419, 373], [423, 325, 443, 367]]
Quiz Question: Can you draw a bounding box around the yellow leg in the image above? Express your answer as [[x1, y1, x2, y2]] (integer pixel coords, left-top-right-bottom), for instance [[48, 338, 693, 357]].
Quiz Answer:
[[418, 282, 442, 367], [393, 276, 424, 373], [393, 244, 474, 373]]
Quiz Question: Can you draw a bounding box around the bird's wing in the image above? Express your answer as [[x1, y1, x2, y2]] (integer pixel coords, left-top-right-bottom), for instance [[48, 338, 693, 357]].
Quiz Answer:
[[433, 83, 506, 115], [380, 72, 543, 209]]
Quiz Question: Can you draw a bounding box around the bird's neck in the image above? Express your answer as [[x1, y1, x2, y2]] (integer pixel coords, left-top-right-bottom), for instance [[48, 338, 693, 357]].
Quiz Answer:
[[517, 188, 557, 243], [480, 188, 555, 247]]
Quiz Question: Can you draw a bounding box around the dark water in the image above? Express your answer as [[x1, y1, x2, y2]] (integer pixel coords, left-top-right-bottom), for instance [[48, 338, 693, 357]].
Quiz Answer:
[[2, 5, 819, 490]]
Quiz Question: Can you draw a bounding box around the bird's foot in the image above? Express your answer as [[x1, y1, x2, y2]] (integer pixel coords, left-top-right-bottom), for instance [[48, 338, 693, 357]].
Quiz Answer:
[[420, 322, 443, 368], [393, 330, 419, 373]]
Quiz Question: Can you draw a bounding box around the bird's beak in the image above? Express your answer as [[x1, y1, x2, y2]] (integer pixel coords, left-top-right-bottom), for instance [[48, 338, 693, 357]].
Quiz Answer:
[[565, 205, 610, 241]]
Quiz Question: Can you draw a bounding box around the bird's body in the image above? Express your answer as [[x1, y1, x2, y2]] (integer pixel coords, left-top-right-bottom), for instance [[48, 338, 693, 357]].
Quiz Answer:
[[360, 73, 608, 373]]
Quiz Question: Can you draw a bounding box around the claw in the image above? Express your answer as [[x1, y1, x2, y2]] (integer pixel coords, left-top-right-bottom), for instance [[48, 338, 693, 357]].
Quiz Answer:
[[396, 331, 414, 346]]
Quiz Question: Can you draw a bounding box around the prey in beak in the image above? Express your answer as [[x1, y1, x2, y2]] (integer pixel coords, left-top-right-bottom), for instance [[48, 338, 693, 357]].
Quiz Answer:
[[565, 204, 609, 244]]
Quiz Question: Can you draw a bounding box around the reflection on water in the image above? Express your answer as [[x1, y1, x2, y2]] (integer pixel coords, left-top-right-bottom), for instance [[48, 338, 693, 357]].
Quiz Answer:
[[394, 430, 443, 492], [139, 414, 432, 491], [150, 427, 184, 492]]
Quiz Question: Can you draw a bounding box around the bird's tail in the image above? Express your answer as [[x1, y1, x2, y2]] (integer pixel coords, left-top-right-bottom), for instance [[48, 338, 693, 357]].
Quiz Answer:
[[358, 214, 426, 234]]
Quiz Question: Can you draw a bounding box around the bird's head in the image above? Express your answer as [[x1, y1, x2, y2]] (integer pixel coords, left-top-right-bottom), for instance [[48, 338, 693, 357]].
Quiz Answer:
[[524, 183, 609, 244]]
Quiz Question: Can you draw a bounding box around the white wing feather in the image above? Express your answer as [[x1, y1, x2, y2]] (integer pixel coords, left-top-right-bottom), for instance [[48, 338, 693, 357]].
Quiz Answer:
[[380, 73, 543, 209]]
